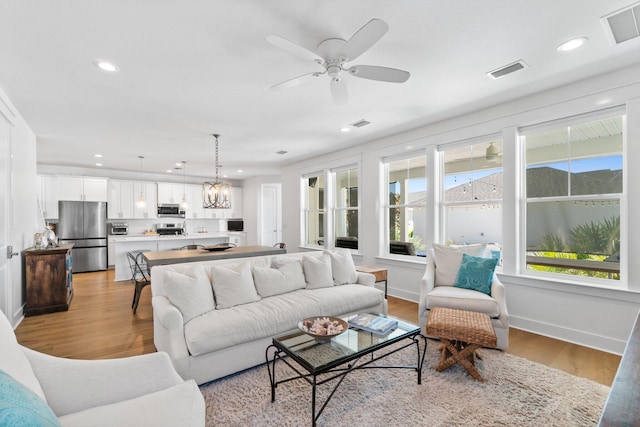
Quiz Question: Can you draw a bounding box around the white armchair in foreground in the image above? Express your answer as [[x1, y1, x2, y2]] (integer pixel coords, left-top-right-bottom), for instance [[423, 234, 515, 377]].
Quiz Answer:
[[0, 310, 205, 427], [418, 246, 509, 350]]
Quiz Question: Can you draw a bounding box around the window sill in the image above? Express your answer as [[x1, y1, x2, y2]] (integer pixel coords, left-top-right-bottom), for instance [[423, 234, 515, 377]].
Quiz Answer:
[[497, 271, 640, 302]]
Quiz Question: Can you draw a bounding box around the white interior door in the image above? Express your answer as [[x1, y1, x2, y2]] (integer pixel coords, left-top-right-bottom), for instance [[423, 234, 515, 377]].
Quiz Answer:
[[261, 184, 280, 247], [0, 113, 11, 317]]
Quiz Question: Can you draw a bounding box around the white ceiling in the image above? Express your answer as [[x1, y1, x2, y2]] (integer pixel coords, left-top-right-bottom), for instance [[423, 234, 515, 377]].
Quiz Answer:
[[1, 1, 639, 181]]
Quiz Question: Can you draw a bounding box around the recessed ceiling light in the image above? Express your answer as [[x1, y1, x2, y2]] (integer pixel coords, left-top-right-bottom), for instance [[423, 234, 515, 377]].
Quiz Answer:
[[93, 59, 120, 72], [175, 163, 181, 166], [340, 126, 351, 133], [557, 37, 588, 52], [94, 154, 103, 158], [166, 170, 172, 173], [95, 163, 103, 167], [237, 169, 243, 173]]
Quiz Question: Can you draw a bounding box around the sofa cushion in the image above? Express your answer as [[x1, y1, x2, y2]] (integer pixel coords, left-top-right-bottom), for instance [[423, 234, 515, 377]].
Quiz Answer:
[[426, 286, 500, 318], [0, 311, 47, 402], [326, 250, 357, 285], [0, 370, 59, 426], [184, 285, 384, 356], [163, 265, 215, 323], [210, 263, 260, 309], [252, 262, 306, 298], [303, 254, 334, 289], [57, 380, 204, 427], [454, 253, 498, 295], [432, 243, 488, 286]]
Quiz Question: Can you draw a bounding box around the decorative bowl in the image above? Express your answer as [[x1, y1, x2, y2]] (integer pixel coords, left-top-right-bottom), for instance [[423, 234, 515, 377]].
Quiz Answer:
[[298, 316, 348, 342]]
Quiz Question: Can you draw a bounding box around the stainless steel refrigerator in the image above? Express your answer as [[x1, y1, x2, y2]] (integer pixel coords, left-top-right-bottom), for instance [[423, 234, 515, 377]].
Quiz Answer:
[[58, 201, 108, 272]]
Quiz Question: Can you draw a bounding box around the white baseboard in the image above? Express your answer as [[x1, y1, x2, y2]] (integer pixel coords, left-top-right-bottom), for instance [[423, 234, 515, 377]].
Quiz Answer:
[[511, 315, 626, 355]]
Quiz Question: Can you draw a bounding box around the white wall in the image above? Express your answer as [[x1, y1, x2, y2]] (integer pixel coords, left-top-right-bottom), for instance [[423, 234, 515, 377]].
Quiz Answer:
[[281, 63, 640, 354]]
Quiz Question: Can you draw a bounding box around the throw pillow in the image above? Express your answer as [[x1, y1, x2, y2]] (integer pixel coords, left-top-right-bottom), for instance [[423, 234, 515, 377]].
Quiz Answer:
[[432, 243, 488, 286], [270, 256, 301, 269], [252, 261, 306, 297], [0, 370, 60, 427], [163, 265, 215, 323], [302, 254, 334, 289], [210, 262, 261, 309], [325, 250, 358, 285], [454, 253, 499, 295]]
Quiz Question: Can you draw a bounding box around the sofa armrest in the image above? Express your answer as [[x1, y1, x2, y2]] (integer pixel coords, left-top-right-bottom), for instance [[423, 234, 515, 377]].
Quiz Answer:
[[418, 251, 437, 316], [356, 271, 375, 287], [22, 348, 184, 417], [152, 296, 191, 379], [490, 275, 509, 326]]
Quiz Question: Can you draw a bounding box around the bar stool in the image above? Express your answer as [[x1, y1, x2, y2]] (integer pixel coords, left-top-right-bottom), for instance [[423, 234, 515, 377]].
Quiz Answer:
[[126, 250, 151, 314]]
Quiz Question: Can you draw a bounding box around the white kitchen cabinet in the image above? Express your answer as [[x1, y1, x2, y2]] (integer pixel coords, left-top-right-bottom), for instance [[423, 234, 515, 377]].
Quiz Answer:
[[108, 180, 134, 219], [228, 232, 247, 247], [38, 175, 59, 219], [226, 187, 243, 219], [133, 182, 157, 219], [185, 184, 203, 219], [157, 182, 185, 204], [58, 176, 108, 201], [107, 237, 117, 267]]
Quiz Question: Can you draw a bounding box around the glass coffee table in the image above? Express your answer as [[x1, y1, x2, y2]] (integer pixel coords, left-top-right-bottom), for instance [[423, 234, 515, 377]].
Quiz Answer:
[[265, 315, 426, 426]]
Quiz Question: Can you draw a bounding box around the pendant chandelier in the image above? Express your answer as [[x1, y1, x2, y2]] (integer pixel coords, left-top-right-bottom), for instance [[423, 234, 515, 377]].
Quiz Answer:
[[202, 134, 232, 209]]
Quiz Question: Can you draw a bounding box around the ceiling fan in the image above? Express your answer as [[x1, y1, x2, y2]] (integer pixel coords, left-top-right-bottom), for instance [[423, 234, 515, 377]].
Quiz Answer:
[[266, 19, 410, 105]]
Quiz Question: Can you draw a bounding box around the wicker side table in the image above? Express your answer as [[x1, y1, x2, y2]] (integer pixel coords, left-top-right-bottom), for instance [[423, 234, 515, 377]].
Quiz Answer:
[[426, 307, 497, 381]]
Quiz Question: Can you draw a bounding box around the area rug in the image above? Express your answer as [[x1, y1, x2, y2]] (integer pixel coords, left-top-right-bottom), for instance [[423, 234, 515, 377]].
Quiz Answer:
[[199, 339, 609, 426]]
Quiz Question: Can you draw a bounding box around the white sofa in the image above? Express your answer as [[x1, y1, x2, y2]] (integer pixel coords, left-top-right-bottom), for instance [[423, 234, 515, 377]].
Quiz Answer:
[[151, 250, 387, 385], [0, 310, 205, 427], [419, 246, 509, 350]]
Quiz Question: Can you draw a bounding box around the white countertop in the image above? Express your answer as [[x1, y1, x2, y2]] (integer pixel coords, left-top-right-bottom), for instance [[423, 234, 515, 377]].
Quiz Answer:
[[112, 232, 228, 243]]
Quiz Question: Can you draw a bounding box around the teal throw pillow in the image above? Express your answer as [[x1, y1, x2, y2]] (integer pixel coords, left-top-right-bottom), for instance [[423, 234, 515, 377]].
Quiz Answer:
[[454, 253, 498, 295], [0, 370, 60, 426]]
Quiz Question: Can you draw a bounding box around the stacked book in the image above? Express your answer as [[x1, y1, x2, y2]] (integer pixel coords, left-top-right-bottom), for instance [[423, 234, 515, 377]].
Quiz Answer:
[[348, 313, 398, 336]]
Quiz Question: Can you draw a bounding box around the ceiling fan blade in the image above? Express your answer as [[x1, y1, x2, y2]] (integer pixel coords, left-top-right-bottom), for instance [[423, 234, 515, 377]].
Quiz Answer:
[[330, 77, 348, 105], [348, 65, 410, 83], [340, 19, 389, 61], [265, 35, 323, 63], [270, 72, 321, 91]]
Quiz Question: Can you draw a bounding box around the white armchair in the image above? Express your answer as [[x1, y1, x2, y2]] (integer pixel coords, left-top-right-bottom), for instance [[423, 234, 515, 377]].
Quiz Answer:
[[0, 311, 205, 426], [419, 247, 509, 350]]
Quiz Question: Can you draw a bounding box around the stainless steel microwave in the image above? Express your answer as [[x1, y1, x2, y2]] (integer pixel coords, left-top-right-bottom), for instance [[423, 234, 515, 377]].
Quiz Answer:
[[157, 204, 186, 218]]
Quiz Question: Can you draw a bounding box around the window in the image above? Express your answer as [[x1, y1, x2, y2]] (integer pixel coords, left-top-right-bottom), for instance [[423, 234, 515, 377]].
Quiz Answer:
[[384, 155, 426, 256], [441, 139, 503, 249], [521, 111, 623, 281], [333, 166, 359, 249], [303, 174, 324, 246]]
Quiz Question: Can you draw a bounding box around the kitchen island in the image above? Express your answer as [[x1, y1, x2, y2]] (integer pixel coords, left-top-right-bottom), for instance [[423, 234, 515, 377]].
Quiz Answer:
[[112, 233, 228, 281], [142, 245, 286, 268]]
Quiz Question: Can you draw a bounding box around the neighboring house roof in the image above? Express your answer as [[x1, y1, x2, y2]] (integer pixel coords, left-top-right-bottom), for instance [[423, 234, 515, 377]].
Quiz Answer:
[[440, 167, 622, 202]]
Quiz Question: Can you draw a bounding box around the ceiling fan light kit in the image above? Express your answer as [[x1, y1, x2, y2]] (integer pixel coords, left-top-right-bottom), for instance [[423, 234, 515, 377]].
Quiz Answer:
[[203, 134, 232, 209], [267, 18, 410, 105]]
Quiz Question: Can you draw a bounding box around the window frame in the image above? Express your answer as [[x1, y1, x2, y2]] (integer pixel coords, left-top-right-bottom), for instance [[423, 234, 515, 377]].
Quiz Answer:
[[518, 107, 625, 284], [382, 152, 427, 258], [301, 172, 325, 248], [438, 135, 504, 249], [331, 164, 360, 251]]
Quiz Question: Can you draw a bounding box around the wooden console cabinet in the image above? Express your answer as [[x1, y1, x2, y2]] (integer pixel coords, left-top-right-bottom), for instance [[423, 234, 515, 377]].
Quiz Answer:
[[24, 243, 74, 316]]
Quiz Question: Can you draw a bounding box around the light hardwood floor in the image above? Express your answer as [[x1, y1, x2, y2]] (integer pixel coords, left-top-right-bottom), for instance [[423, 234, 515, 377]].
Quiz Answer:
[[15, 270, 620, 386]]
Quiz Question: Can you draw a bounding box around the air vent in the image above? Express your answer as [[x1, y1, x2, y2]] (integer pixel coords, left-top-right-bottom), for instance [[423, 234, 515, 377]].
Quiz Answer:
[[276, 150, 288, 155], [603, 2, 640, 44], [351, 119, 370, 128], [486, 60, 527, 80]]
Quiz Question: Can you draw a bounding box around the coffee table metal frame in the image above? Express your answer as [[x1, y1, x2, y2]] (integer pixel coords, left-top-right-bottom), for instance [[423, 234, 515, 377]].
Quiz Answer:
[[266, 317, 426, 426]]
